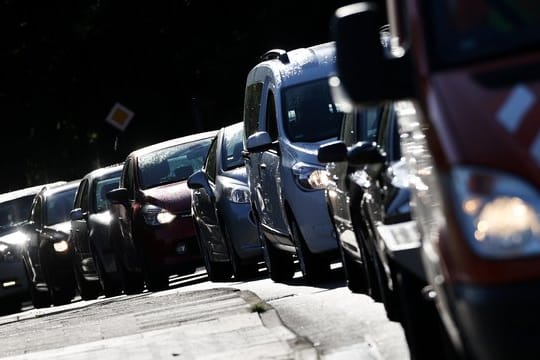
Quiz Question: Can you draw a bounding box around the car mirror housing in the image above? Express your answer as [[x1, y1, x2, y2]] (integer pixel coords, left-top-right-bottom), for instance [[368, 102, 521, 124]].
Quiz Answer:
[[106, 187, 129, 204], [246, 131, 272, 153], [187, 170, 208, 190], [318, 140, 348, 163], [347, 141, 386, 165], [70, 208, 85, 221]]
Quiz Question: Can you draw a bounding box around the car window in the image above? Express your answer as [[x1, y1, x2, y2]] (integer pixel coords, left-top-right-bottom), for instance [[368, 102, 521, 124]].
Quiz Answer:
[[46, 188, 77, 226], [222, 123, 244, 171], [0, 195, 35, 234], [282, 78, 344, 143], [138, 137, 213, 190], [205, 137, 218, 183], [94, 176, 120, 213], [76, 179, 89, 212], [244, 82, 263, 139], [30, 196, 42, 226]]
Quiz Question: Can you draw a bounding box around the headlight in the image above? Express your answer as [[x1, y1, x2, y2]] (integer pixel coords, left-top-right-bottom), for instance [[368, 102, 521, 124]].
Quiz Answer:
[[0, 243, 8, 253], [142, 204, 176, 225], [224, 185, 250, 204], [53, 240, 69, 253], [452, 167, 540, 259], [292, 162, 328, 190]]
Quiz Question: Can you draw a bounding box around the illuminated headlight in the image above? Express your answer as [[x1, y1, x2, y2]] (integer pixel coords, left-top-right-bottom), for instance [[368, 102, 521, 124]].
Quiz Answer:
[[142, 204, 176, 225], [292, 162, 328, 190], [53, 240, 69, 252], [452, 167, 540, 259], [0, 243, 8, 252], [224, 185, 250, 204]]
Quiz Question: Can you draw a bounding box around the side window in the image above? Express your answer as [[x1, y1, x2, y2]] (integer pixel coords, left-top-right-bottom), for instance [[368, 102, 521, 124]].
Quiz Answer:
[[77, 180, 89, 212], [265, 92, 279, 141], [243, 83, 263, 139], [30, 196, 42, 226], [122, 159, 135, 200], [205, 137, 218, 183]]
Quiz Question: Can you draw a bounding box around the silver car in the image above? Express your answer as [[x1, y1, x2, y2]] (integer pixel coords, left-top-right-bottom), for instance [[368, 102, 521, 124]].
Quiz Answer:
[[243, 42, 344, 284]]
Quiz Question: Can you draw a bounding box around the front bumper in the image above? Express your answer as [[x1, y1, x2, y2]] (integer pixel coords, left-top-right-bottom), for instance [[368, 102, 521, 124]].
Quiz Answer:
[[450, 280, 540, 360], [222, 202, 261, 261], [0, 260, 29, 301], [141, 215, 202, 273]]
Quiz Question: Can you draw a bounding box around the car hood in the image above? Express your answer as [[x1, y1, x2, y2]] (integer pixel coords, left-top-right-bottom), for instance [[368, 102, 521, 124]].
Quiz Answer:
[[222, 166, 247, 183], [284, 138, 338, 166], [430, 55, 540, 187], [49, 220, 72, 235], [142, 181, 191, 213]]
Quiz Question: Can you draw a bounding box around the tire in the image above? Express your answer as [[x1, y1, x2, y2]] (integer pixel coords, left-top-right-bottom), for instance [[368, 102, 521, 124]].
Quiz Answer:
[[201, 241, 233, 282], [30, 284, 52, 309], [339, 243, 369, 294], [290, 218, 329, 285], [396, 267, 458, 360], [95, 254, 123, 297], [117, 256, 145, 295], [262, 234, 295, 283], [374, 255, 401, 322], [223, 224, 259, 281], [73, 262, 101, 301], [145, 271, 169, 292]]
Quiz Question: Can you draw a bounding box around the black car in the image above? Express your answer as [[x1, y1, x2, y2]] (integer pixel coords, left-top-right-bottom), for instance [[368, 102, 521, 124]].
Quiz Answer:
[[188, 122, 263, 281], [318, 103, 420, 324], [70, 163, 123, 300], [21, 180, 80, 307]]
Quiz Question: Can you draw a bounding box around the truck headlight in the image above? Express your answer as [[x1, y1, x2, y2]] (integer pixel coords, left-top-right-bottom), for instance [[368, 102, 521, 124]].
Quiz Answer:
[[292, 162, 328, 190], [452, 167, 540, 259], [142, 204, 176, 225]]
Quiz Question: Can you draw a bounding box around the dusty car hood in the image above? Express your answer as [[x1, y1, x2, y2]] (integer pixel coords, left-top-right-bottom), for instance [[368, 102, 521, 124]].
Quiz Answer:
[[430, 55, 540, 186], [142, 181, 191, 213]]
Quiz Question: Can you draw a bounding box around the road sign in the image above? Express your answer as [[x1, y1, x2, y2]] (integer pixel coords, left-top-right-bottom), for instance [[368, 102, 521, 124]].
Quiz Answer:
[[106, 102, 134, 131]]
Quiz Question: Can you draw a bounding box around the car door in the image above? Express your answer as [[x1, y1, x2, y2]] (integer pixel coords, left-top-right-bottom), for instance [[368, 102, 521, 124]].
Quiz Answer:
[[258, 90, 289, 239], [71, 178, 90, 258], [193, 133, 221, 244], [116, 158, 140, 269]]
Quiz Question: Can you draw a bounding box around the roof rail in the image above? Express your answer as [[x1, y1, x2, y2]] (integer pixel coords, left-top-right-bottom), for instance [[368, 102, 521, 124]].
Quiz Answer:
[[260, 49, 290, 63]]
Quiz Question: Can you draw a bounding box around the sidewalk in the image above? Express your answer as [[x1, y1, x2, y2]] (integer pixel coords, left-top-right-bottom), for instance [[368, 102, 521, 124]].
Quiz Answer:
[[0, 288, 319, 360]]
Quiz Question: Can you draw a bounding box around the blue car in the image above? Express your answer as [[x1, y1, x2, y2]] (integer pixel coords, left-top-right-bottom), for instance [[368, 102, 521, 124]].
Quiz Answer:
[[188, 122, 263, 281]]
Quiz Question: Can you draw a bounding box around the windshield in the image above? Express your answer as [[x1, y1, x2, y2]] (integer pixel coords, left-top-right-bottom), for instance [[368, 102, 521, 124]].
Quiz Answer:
[[282, 78, 344, 143], [138, 138, 213, 189], [222, 123, 245, 171], [424, 0, 540, 67], [46, 188, 77, 226], [0, 195, 35, 235]]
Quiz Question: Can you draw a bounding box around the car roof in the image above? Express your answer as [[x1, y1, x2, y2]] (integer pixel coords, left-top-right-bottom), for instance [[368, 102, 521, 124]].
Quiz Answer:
[[83, 163, 124, 181], [0, 181, 67, 204], [39, 179, 81, 198], [128, 130, 219, 159], [249, 41, 336, 88]]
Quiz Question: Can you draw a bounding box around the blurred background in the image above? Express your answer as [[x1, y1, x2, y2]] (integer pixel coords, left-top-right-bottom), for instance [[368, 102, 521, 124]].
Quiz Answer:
[[0, 0, 354, 193]]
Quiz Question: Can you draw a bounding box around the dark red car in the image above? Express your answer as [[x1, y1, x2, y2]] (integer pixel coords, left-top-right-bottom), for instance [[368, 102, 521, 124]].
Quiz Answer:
[[107, 130, 218, 292]]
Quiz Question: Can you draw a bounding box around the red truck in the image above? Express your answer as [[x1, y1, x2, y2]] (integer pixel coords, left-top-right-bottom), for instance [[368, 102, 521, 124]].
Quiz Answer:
[[331, 1, 540, 359]]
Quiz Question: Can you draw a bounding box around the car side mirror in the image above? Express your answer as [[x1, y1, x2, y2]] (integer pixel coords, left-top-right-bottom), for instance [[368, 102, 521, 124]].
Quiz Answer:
[[318, 140, 348, 163], [347, 141, 386, 165], [106, 187, 129, 204], [246, 131, 273, 153], [187, 170, 208, 190], [70, 208, 85, 221]]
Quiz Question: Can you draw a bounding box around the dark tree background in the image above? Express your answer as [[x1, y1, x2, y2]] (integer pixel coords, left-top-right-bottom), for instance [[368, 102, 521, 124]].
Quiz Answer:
[[0, 0, 352, 193]]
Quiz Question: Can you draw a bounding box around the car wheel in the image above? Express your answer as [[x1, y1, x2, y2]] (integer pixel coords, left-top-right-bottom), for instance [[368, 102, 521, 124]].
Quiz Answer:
[[290, 218, 328, 285], [201, 241, 233, 282], [261, 233, 295, 283], [0, 299, 22, 315], [396, 267, 458, 360], [223, 224, 259, 280], [73, 262, 101, 301], [339, 243, 369, 294], [29, 283, 52, 309], [94, 253, 122, 297], [145, 271, 169, 292], [117, 255, 145, 295]]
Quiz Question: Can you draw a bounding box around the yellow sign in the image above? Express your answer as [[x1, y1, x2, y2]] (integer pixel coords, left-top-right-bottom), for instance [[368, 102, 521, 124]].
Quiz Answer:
[[106, 102, 134, 131]]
